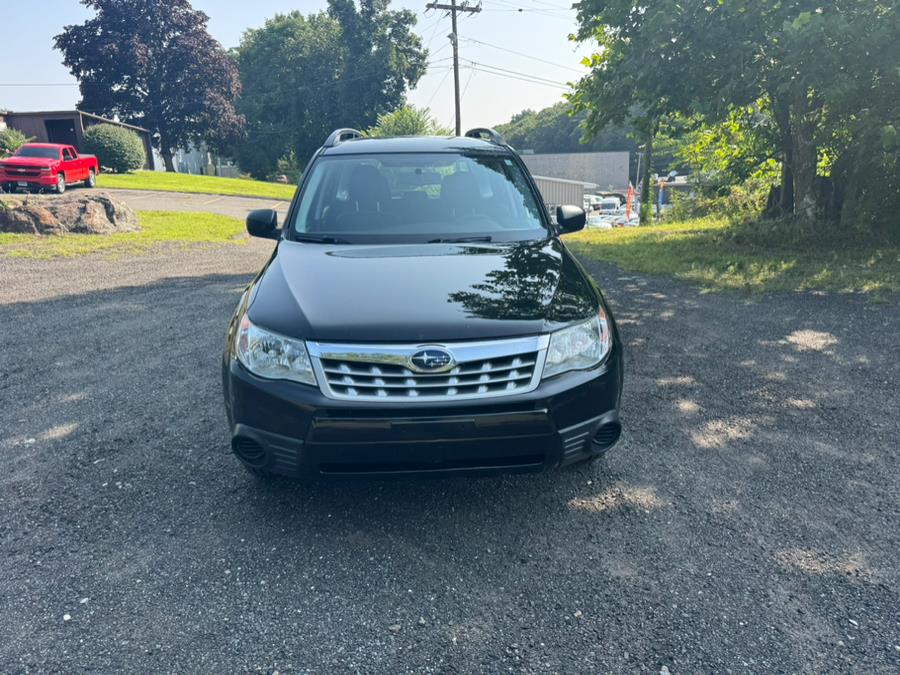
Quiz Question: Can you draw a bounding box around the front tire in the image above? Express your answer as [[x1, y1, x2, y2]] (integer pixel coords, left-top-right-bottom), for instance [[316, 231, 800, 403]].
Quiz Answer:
[[54, 173, 66, 194], [85, 169, 96, 188]]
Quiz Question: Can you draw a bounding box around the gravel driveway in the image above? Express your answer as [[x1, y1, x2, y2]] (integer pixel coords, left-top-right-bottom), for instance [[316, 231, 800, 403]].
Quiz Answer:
[[1, 242, 898, 673]]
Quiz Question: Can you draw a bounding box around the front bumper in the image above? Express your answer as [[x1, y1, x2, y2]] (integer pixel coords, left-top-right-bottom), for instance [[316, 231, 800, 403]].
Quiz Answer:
[[1, 173, 56, 188], [222, 344, 622, 479]]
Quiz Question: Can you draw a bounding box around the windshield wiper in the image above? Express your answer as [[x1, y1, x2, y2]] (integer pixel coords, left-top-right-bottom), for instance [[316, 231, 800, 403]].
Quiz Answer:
[[427, 236, 493, 244], [292, 234, 352, 244]]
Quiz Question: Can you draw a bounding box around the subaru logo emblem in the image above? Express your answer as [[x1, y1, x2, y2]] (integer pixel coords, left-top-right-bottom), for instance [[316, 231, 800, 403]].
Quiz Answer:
[[409, 348, 455, 373]]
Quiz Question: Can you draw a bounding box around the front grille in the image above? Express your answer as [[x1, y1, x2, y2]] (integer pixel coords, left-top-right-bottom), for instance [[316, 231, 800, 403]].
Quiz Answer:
[[2, 166, 42, 178], [308, 335, 549, 402]]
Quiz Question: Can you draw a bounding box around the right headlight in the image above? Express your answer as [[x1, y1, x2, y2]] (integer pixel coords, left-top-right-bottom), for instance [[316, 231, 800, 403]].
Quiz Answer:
[[542, 308, 611, 380], [234, 314, 316, 386]]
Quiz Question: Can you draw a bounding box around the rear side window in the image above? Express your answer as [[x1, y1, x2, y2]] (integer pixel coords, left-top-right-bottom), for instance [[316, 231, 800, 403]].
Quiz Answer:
[[291, 152, 547, 243]]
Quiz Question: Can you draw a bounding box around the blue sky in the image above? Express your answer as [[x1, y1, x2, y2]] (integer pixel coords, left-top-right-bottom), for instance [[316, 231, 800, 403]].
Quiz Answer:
[[1, 0, 592, 128]]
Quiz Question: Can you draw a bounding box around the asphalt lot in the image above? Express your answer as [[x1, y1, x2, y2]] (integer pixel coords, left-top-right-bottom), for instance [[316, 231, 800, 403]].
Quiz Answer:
[[102, 188, 291, 221], [1, 240, 898, 673]]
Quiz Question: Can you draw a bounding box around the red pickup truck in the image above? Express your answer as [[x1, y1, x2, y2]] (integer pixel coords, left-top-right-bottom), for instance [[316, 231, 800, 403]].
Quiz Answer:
[[0, 143, 99, 194]]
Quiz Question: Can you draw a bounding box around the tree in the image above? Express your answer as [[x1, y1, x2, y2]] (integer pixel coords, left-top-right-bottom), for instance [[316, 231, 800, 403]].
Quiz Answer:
[[233, 1, 427, 179], [571, 0, 900, 227], [366, 105, 451, 137], [0, 128, 34, 157], [55, 0, 244, 172]]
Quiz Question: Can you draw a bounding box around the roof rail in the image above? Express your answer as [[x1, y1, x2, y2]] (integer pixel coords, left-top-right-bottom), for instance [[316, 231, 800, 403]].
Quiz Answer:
[[464, 127, 507, 146], [324, 128, 363, 147]]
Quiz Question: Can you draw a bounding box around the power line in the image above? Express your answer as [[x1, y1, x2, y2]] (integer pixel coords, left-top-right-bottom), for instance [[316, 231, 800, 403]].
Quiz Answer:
[[479, 0, 573, 21], [460, 36, 584, 74], [424, 66, 454, 108], [463, 59, 570, 86], [462, 64, 569, 90]]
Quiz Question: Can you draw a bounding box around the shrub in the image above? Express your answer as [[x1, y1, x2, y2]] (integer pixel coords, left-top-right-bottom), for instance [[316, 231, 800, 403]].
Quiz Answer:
[[0, 128, 33, 156], [82, 124, 145, 173]]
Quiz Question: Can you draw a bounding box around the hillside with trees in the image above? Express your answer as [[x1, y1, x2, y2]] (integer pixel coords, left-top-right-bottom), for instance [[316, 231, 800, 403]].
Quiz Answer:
[[495, 102, 636, 155]]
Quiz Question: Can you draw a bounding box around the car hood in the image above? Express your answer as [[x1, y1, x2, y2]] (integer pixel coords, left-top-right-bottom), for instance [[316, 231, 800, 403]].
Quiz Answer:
[[247, 239, 599, 342], [0, 157, 56, 168]]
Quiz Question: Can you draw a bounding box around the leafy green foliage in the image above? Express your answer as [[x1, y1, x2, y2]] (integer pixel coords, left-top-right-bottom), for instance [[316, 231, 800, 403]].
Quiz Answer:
[[233, 1, 427, 179], [0, 128, 33, 156], [366, 106, 450, 137], [82, 124, 145, 173], [55, 0, 244, 171], [572, 0, 900, 231]]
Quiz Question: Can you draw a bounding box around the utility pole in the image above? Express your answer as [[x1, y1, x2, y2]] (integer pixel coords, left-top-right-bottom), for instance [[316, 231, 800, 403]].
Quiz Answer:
[[425, 1, 481, 135]]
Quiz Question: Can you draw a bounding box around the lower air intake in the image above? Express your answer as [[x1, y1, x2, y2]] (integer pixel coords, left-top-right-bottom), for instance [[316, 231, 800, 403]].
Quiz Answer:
[[232, 436, 266, 467], [592, 422, 622, 451]]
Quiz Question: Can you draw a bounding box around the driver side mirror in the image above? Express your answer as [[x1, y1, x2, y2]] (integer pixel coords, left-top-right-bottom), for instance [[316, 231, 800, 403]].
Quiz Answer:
[[246, 209, 280, 239], [556, 205, 586, 234]]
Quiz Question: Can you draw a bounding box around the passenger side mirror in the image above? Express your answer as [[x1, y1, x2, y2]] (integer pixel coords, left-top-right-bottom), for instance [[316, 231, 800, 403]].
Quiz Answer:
[[556, 205, 586, 234], [246, 209, 280, 239]]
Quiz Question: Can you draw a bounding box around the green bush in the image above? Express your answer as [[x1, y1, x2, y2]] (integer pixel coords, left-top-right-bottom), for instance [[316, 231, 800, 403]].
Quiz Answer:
[[82, 124, 146, 173], [0, 128, 33, 156]]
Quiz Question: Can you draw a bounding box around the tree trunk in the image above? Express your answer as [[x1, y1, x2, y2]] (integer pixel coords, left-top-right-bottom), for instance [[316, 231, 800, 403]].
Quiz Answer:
[[161, 145, 176, 173], [772, 96, 794, 215], [790, 90, 818, 221]]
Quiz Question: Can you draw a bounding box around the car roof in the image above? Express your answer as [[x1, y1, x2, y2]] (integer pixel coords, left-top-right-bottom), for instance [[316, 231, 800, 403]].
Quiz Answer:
[[320, 135, 511, 156], [22, 143, 66, 149]]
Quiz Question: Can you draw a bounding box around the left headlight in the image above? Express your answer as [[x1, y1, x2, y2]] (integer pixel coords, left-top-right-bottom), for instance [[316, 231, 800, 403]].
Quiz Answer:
[[542, 307, 611, 380], [234, 314, 316, 386]]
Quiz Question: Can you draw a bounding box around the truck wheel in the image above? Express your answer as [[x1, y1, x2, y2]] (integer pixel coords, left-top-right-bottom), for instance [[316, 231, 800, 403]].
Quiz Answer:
[[86, 169, 96, 188], [54, 174, 66, 194]]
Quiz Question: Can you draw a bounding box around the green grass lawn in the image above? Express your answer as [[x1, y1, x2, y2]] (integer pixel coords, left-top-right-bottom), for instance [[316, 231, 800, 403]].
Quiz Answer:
[[0, 211, 246, 259], [97, 171, 296, 201], [565, 217, 900, 294]]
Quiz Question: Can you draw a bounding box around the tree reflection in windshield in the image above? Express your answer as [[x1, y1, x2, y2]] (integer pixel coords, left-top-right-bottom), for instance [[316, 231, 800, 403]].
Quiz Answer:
[[447, 241, 595, 322]]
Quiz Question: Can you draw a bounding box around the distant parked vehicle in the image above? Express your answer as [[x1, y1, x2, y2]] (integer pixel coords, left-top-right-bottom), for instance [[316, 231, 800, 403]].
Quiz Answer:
[[584, 195, 603, 212], [597, 197, 621, 215], [586, 212, 613, 229], [0, 143, 99, 194]]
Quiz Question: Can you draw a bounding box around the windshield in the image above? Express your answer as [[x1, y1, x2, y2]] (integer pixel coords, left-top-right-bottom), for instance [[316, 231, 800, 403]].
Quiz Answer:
[[14, 147, 60, 160], [290, 152, 548, 243]]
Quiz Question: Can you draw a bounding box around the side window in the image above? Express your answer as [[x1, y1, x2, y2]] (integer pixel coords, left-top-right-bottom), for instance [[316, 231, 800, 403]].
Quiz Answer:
[[62, 148, 74, 161]]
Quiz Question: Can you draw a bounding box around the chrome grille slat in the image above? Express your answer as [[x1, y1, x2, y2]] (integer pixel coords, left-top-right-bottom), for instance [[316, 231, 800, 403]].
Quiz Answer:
[[320, 360, 538, 378], [308, 336, 549, 402]]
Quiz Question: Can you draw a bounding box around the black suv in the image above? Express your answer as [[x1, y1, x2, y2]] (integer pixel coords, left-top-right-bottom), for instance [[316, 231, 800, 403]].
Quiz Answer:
[[222, 128, 623, 479]]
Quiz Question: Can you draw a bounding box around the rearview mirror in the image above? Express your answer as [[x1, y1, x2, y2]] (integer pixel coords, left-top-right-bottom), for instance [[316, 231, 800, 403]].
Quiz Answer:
[[246, 209, 279, 239], [556, 205, 586, 234]]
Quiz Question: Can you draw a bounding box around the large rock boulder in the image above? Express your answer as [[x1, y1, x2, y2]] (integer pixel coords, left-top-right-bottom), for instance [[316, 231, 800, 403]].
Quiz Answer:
[[0, 192, 139, 235]]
